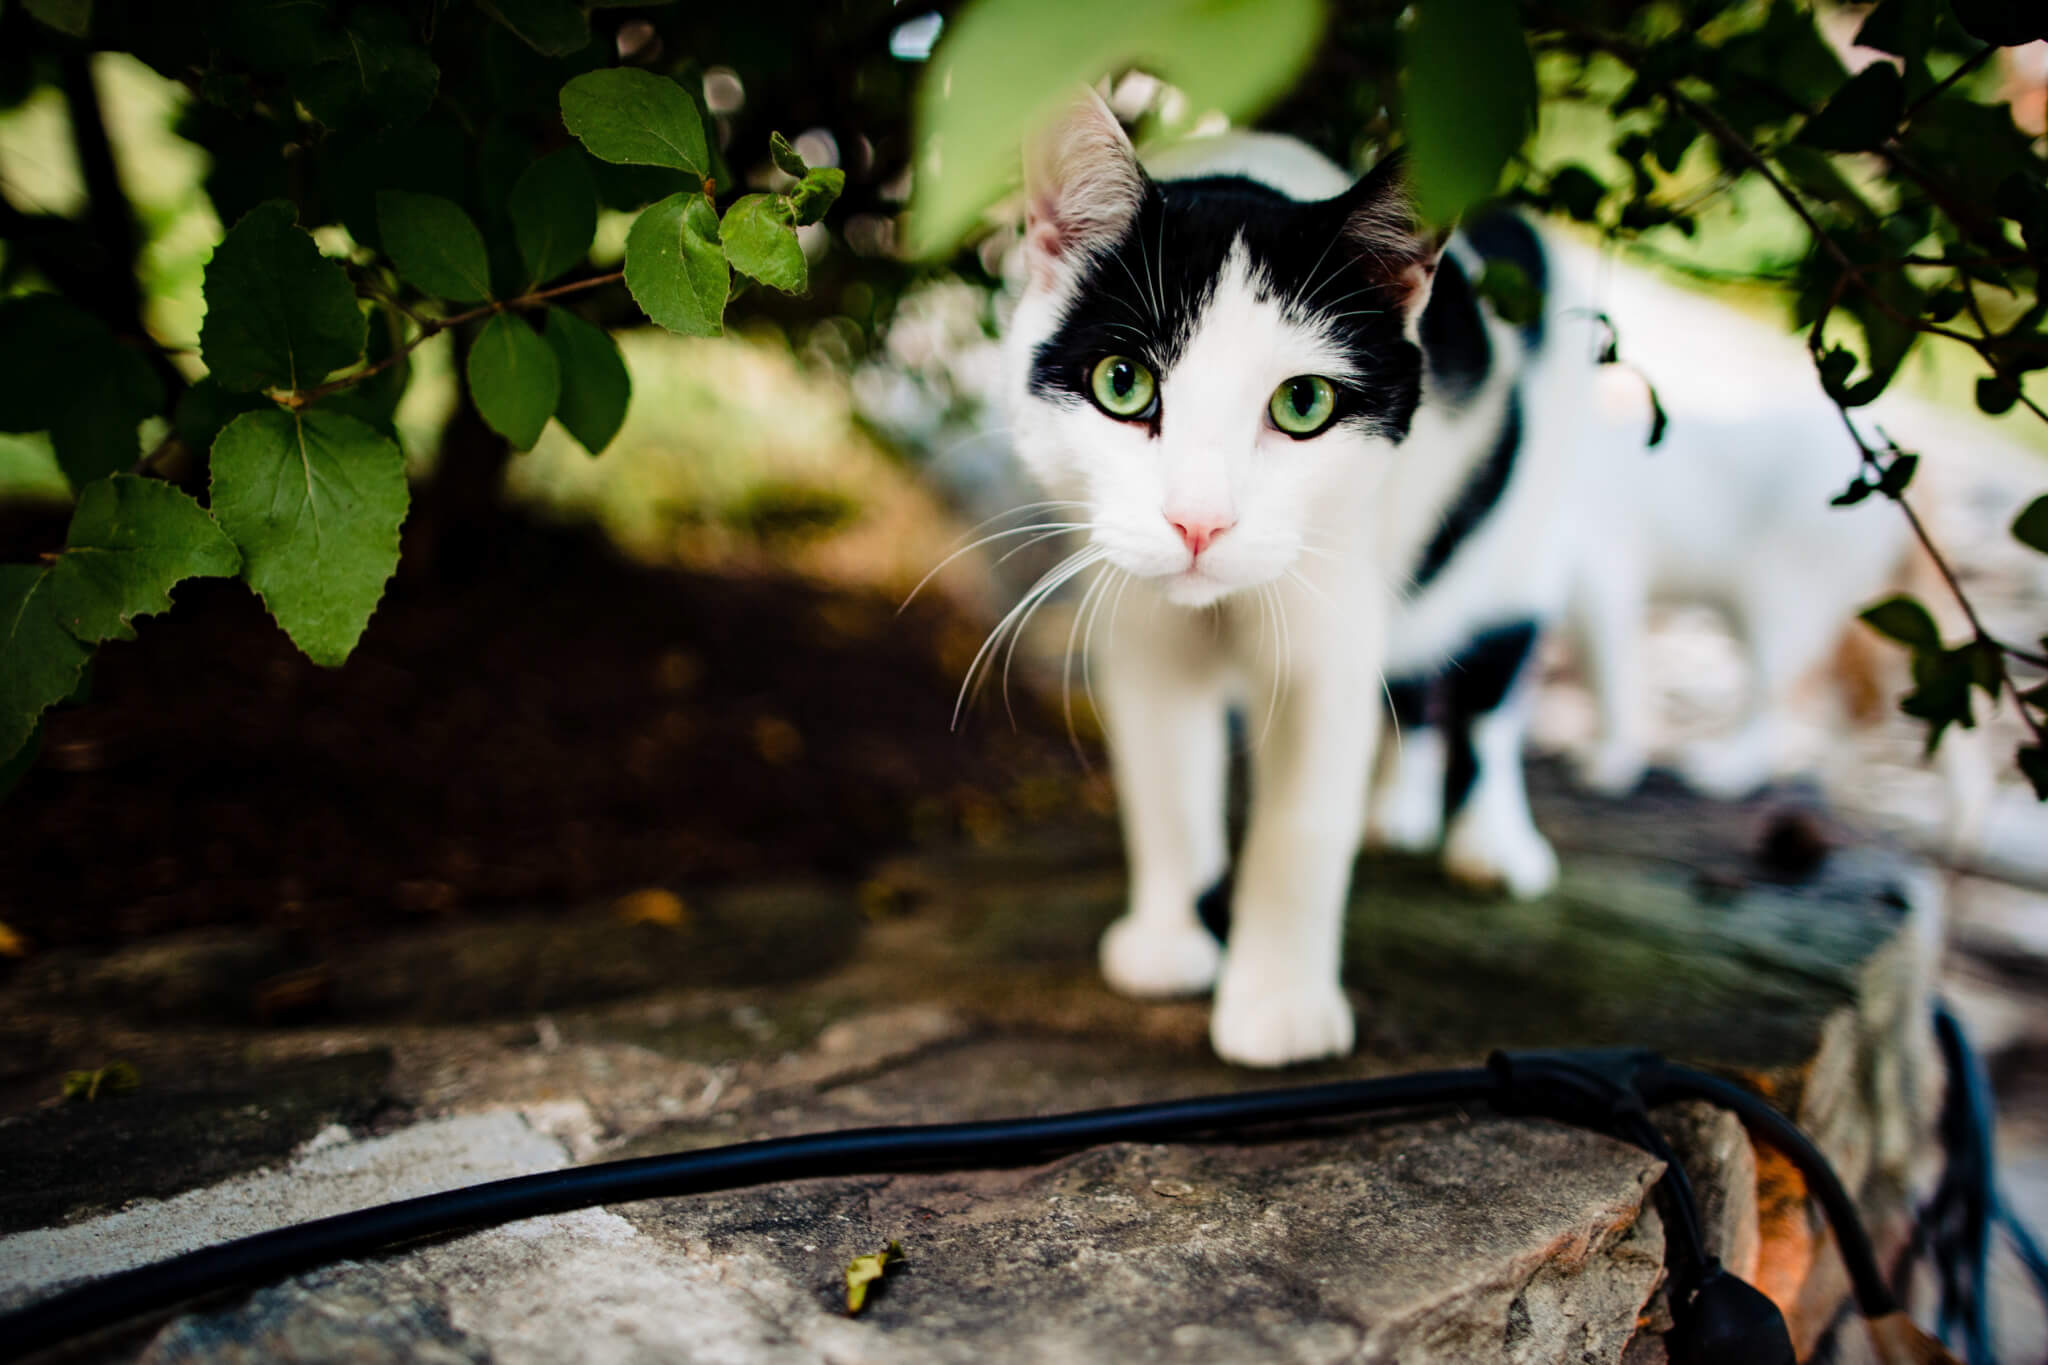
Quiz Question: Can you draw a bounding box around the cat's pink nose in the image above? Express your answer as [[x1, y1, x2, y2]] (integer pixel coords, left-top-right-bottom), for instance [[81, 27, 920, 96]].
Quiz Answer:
[[1168, 516, 1233, 558]]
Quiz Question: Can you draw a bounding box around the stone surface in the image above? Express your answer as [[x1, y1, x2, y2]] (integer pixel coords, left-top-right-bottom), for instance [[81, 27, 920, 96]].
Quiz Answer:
[[0, 764, 1953, 1362]]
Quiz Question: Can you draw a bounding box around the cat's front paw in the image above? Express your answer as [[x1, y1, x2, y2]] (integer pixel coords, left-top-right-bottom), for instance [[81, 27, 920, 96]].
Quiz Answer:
[[1443, 819, 1559, 900], [1209, 969, 1354, 1067], [1099, 914, 1221, 998]]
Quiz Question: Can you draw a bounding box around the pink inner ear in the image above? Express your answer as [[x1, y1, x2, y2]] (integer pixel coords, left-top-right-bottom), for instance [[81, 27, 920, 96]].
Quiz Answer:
[[1395, 258, 1438, 315]]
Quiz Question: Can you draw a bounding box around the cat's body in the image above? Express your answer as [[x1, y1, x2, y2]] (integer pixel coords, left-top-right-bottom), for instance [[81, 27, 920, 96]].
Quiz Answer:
[[1002, 99, 1602, 1066]]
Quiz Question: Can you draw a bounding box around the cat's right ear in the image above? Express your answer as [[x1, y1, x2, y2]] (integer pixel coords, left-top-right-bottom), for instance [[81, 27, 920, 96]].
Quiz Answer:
[[1022, 89, 1146, 288]]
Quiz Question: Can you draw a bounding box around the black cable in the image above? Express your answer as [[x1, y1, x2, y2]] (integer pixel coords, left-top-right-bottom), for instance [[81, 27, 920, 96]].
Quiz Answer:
[[0, 1068, 1493, 1362], [1637, 1058, 1899, 1320], [2, 1043, 1961, 1365]]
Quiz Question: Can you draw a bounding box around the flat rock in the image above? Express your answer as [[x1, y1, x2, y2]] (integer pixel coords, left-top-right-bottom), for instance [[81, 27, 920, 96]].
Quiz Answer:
[[0, 763, 1945, 1363]]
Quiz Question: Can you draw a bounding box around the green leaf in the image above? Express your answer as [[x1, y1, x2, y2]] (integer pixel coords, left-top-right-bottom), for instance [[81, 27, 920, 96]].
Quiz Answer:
[[1853, 0, 1938, 58], [51, 346, 162, 490], [175, 378, 270, 457], [41, 476, 240, 645], [209, 408, 409, 667], [624, 192, 728, 336], [0, 567, 93, 764], [1877, 453, 1919, 498], [377, 191, 493, 303], [1861, 594, 1943, 651], [1950, 0, 2048, 46], [477, 0, 591, 55], [721, 194, 807, 293], [1995, 172, 2048, 257], [1799, 64, 1904, 152], [2013, 494, 2048, 554], [769, 131, 809, 178], [0, 294, 165, 487], [1474, 259, 1539, 326], [24, 0, 91, 37], [510, 149, 599, 287], [215, 0, 345, 70], [1403, 0, 1537, 226], [789, 167, 845, 227], [1650, 119, 1695, 174], [1832, 477, 1875, 506], [906, 0, 1321, 257], [467, 313, 561, 450], [200, 200, 366, 394], [1978, 375, 2019, 415], [560, 68, 708, 175], [543, 309, 631, 455], [295, 5, 439, 130]]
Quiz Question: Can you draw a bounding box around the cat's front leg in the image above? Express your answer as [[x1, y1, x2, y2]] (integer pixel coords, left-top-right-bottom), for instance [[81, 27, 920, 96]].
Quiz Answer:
[[1096, 609, 1230, 998], [1212, 651, 1379, 1067]]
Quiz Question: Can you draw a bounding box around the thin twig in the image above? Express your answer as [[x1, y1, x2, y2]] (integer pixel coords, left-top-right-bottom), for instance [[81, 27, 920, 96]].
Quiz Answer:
[[1900, 45, 1995, 126], [289, 270, 625, 408], [1833, 407, 2048, 745]]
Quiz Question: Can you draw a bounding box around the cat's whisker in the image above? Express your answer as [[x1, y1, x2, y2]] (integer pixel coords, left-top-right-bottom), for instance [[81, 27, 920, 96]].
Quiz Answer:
[[992, 524, 1093, 566], [1285, 567, 1330, 604], [1108, 251, 1159, 328], [1062, 564, 1117, 765], [1085, 566, 1133, 750], [901, 521, 1093, 611], [953, 545, 1108, 731], [999, 546, 1108, 725], [1377, 669, 1405, 772]]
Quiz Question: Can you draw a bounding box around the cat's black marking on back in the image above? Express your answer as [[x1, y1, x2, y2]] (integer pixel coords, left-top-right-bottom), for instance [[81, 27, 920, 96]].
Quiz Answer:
[[1411, 391, 1522, 591], [1027, 174, 1425, 440], [1381, 618, 1540, 815], [1418, 253, 1490, 404]]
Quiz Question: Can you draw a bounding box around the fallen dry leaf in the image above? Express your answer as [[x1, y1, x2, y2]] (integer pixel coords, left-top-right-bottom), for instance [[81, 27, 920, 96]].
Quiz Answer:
[[844, 1240, 904, 1314]]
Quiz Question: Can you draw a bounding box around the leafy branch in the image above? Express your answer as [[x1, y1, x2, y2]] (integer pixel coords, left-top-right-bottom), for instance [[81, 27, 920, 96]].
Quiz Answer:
[[290, 268, 625, 408], [1527, 1, 2048, 791], [0, 17, 845, 777]]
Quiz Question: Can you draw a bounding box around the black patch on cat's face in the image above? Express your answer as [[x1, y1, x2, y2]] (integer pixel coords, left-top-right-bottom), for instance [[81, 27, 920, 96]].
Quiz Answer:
[[1027, 174, 1425, 440]]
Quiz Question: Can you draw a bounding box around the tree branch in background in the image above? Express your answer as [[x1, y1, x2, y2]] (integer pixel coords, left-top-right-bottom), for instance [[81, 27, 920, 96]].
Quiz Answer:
[[59, 53, 184, 404]]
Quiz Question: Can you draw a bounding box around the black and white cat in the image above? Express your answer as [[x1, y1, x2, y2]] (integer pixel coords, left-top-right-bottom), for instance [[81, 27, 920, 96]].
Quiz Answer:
[[1001, 92, 1603, 1066]]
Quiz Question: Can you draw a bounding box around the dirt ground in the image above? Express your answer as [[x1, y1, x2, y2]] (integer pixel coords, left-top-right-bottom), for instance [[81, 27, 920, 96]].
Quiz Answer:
[[0, 507, 1090, 958]]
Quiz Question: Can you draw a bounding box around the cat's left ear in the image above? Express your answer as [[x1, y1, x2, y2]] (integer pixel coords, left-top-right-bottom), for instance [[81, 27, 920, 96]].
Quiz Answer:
[[1331, 152, 1449, 322]]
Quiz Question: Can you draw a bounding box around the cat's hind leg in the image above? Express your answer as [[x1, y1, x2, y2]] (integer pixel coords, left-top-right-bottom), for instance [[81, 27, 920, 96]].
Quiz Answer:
[[1678, 565, 1846, 800], [1439, 621, 1560, 900], [1095, 616, 1230, 998], [1567, 538, 1652, 796]]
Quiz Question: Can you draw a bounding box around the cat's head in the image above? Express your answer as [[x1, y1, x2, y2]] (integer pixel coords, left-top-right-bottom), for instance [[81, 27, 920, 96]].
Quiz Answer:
[[1003, 92, 1441, 608]]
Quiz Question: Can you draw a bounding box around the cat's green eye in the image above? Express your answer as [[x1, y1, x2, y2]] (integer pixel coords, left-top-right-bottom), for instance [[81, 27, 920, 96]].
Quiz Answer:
[[1269, 375, 1338, 437], [1089, 355, 1157, 420]]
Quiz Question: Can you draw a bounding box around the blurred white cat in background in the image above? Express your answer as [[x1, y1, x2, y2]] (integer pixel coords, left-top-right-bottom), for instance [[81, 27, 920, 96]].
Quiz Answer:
[[1549, 244, 1998, 849]]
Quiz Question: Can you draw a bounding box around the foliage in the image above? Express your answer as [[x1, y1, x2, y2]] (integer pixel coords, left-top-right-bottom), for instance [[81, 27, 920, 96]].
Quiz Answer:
[[2, 0, 2045, 796], [0, 0, 859, 766]]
